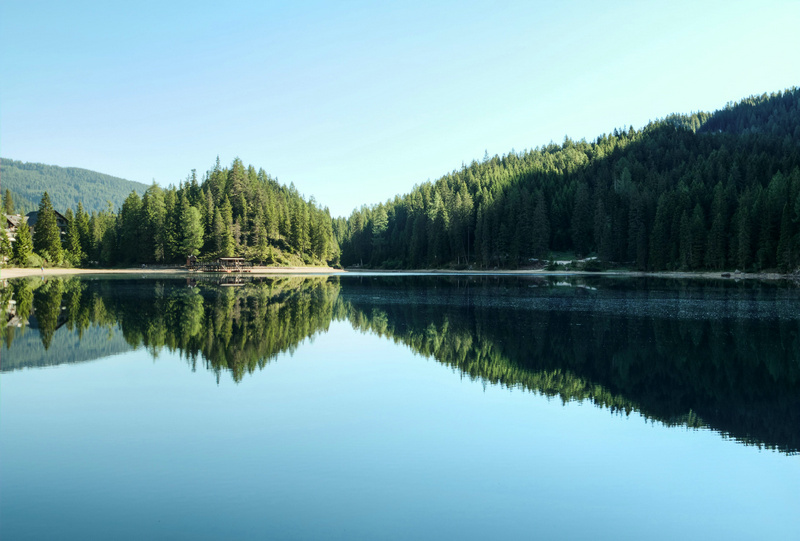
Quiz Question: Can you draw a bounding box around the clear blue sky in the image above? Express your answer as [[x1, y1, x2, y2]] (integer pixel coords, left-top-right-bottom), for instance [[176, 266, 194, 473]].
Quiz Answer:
[[2, 1, 798, 217]]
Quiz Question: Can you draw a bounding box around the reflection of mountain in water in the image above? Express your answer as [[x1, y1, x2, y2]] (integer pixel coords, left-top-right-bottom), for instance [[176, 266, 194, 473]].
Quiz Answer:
[[1, 323, 133, 371], [3, 275, 799, 454]]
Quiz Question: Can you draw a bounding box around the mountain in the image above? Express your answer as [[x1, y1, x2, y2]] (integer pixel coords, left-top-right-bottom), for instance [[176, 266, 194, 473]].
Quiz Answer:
[[336, 87, 800, 272], [1, 158, 148, 214]]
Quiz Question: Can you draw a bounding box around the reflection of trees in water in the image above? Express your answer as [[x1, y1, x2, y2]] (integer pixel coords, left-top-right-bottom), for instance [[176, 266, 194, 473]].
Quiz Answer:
[[3, 275, 799, 453], [339, 277, 800, 454], [86, 276, 342, 383]]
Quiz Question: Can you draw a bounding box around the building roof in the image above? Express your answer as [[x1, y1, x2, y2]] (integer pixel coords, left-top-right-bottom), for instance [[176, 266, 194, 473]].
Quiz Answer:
[[4, 214, 26, 228], [25, 210, 68, 227]]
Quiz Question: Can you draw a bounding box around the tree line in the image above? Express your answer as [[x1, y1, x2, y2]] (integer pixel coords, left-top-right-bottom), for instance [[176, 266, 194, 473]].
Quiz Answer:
[[336, 88, 800, 272], [1, 158, 340, 267]]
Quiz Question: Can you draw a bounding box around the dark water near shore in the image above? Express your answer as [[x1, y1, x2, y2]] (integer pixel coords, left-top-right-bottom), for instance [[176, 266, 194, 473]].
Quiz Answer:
[[1, 274, 798, 539]]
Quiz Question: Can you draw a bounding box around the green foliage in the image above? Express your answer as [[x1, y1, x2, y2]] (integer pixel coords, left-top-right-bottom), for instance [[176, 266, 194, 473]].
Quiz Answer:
[[12, 216, 34, 266], [0, 221, 12, 262], [32, 192, 63, 264], [338, 87, 800, 272], [180, 206, 204, 256], [0, 158, 148, 213], [16, 158, 339, 267], [3, 189, 14, 214], [64, 208, 84, 264]]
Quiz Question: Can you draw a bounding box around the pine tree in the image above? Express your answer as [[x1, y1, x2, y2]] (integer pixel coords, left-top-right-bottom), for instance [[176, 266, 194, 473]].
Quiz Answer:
[[776, 203, 793, 272], [705, 183, 727, 270], [75, 202, 92, 261], [32, 192, 62, 264], [735, 204, 752, 271], [64, 208, 84, 264], [215, 197, 235, 257], [3, 189, 14, 214], [13, 218, 33, 266], [572, 184, 592, 257], [142, 184, 167, 263], [117, 191, 144, 264], [0, 221, 12, 263], [180, 206, 204, 257], [689, 204, 706, 270], [649, 194, 670, 269], [372, 206, 388, 264]]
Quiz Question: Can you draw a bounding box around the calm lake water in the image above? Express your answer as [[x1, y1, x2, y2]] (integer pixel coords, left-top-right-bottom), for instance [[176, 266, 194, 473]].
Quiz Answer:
[[1, 274, 798, 540]]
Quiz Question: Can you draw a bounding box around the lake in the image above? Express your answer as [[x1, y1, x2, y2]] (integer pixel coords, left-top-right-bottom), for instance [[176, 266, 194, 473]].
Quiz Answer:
[[1, 274, 798, 540]]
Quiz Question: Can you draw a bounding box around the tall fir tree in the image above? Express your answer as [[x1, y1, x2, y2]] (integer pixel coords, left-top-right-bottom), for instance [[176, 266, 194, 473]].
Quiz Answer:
[[32, 192, 62, 264], [13, 218, 33, 266], [64, 208, 84, 264], [3, 189, 14, 214]]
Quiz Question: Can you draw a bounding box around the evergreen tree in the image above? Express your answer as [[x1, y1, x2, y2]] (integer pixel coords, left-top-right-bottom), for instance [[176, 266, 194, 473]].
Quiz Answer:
[[571, 184, 592, 257], [0, 221, 12, 263], [531, 192, 550, 259], [776, 203, 793, 272], [13, 218, 33, 266], [75, 202, 92, 261], [705, 183, 727, 269], [3, 189, 14, 214], [180, 206, 204, 257], [142, 183, 167, 263], [117, 191, 144, 264], [371, 206, 388, 264], [64, 208, 84, 264], [32, 192, 62, 264]]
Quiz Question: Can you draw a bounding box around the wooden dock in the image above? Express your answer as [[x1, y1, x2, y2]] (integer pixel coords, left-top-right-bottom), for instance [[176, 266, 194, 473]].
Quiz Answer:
[[190, 257, 253, 273]]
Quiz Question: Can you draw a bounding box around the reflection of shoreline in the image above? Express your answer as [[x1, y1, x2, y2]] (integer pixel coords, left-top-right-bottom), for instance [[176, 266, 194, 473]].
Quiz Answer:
[[2, 267, 795, 282], [344, 269, 798, 281], [4, 275, 799, 454], [0, 266, 345, 280]]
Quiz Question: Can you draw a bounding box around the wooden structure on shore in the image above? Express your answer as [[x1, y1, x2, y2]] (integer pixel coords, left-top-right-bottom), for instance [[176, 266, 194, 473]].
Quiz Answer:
[[189, 257, 253, 273]]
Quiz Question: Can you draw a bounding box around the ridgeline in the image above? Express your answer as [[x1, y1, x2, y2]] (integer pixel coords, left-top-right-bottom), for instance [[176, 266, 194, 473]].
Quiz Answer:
[[336, 87, 800, 272], [0, 158, 149, 214], [4, 87, 800, 271]]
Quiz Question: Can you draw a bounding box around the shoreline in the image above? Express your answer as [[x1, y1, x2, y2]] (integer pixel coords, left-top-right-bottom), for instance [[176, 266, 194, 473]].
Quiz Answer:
[[0, 265, 795, 281], [0, 266, 345, 280], [348, 268, 795, 280]]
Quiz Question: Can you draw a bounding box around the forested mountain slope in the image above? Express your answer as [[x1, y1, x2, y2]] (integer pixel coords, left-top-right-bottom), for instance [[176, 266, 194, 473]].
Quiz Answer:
[[0, 158, 148, 213], [336, 88, 800, 271]]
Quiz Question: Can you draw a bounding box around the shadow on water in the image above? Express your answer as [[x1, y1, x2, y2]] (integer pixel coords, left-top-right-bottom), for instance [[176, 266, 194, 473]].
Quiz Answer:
[[2, 274, 799, 454]]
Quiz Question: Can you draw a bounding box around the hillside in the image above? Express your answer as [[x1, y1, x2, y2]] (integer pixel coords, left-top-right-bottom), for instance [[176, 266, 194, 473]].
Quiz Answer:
[[0, 158, 148, 213], [336, 87, 800, 272]]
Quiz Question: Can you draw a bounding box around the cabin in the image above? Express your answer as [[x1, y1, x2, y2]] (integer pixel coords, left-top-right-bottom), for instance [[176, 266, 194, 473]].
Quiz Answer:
[[3, 214, 27, 245], [25, 210, 69, 239]]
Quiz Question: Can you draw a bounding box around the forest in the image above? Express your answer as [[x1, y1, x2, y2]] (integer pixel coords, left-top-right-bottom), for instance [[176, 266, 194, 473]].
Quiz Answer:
[[3, 87, 800, 271], [3, 158, 340, 267], [337, 88, 800, 271], [0, 158, 149, 214]]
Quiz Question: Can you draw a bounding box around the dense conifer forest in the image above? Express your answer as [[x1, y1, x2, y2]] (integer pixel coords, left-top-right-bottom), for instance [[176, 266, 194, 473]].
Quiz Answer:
[[3, 158, 339, 267], [4, 88, 800, 271], [0, 158, 149, 213], [337, 88, 800, 271]]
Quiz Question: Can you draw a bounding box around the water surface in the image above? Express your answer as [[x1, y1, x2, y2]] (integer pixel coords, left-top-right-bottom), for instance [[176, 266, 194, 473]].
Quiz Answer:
[[1, 274, 798, 539]]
